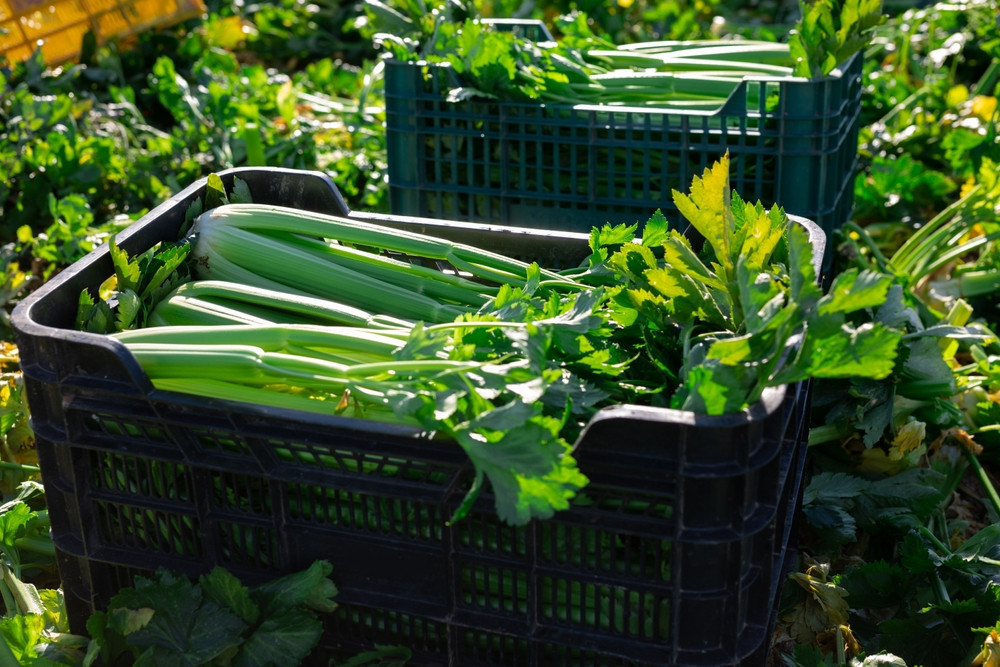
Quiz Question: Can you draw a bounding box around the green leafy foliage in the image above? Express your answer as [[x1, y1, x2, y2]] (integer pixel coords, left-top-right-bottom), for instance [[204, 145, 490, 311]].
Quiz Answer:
[[598, 155, 902, 414], [852, 2, 1000, 231], [0, 7, 389, 324], [369, 291, 608, 524], [86, 561, 338, 666], [788, 0, 885, 78], [76, 236, 192, 334], [836, 527, 1000, 666], [801, 468, 949, 549], [0, 559, 347, 667]]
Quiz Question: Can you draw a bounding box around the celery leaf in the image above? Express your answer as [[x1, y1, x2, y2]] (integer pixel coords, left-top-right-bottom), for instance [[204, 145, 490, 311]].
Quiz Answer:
[[235, 609, 323, 667], [107, 570, 246, 663], [671, 155, 734, 277], [201, 568, 260, 625], [819, 268, 894, 315], [776, 322, 900, 383]]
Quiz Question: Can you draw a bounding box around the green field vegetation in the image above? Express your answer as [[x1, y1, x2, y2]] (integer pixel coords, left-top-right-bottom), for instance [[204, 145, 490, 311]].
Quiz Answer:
[[1, 0, 999, 665]]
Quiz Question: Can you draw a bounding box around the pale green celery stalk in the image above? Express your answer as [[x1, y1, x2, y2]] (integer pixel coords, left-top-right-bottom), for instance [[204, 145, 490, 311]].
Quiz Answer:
[[277, 232, 496, 307], [569, 87, 733, 107], [126, 344, 354, 387], [118, 326, 478, 386], [584, 72, 740, 95], [583, 49, 669, 70], [586, 50, 794, 76], [129, 342, 479, 391], [342, 358, 485, 377], [130, 340, 491, 424], [191, 203, 577, 289], [194, 224, 470, 323], [151, 377, 424, 427], [807, 422, 856, 446], [0, 461, 40, 474], [279, 345, 391, 367], [669, 71, 769, 81], [841, 221, 893, 273], [895, 378, 957, 400], [617, 39, 789, 58], [184, 239, 324, 294], [176, 295, 320, 325], [615, 39, 730, 51], [158, 280, 414, 329], [973, 58, 1000, 97], [241, 123, 267, 166], [583, 71, 776, 109], [444, 253, 560, 289], [912, 231, 1000, 283], [13, 536, 54, 558], [148, 293, 301, 327], [936, 269, 1000, 299], [626, 100, 735, 109], [114, 323, 411, 360], [645, 43, 793, 66], [888, 182, 983, 277], [1, 563, 43, 615], [646, 56, 793, 76]]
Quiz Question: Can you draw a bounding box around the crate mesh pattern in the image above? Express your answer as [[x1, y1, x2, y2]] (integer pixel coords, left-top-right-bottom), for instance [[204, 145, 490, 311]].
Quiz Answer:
[[14, 168, 815, 666]]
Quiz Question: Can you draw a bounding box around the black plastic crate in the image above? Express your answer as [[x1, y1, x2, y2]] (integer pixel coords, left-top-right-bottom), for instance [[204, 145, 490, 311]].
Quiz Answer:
[[13, 167, 818, 666], [384, 50, 861, 273]]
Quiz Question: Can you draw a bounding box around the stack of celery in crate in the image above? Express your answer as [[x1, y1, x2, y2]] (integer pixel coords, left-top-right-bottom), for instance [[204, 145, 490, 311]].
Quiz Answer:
[[13, 156, 900, 664], [370, 0, 881, 274]]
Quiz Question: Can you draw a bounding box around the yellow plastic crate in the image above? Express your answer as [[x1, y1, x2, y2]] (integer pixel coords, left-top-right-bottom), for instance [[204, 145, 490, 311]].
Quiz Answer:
[[0, 0, 205, 65]]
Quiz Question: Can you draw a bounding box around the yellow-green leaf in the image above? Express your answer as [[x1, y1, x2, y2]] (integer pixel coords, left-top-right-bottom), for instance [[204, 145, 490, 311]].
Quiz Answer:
[[672, 154, 733, 273], [276, 79, 297, 125], [706, 334, 755, 364], [739, 208, 785, 274], [645, 266, 693, 299]]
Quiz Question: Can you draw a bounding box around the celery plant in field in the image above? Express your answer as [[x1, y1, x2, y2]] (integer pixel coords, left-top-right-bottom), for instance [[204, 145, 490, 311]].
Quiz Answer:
[[794, 153, 1000, 667], [787, 0, 884, 78]]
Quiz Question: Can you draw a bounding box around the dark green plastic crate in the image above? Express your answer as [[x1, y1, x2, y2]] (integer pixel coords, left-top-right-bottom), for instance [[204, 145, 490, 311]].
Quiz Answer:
[[13, 167, 819, 666], [385, 51, 861, 270]]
